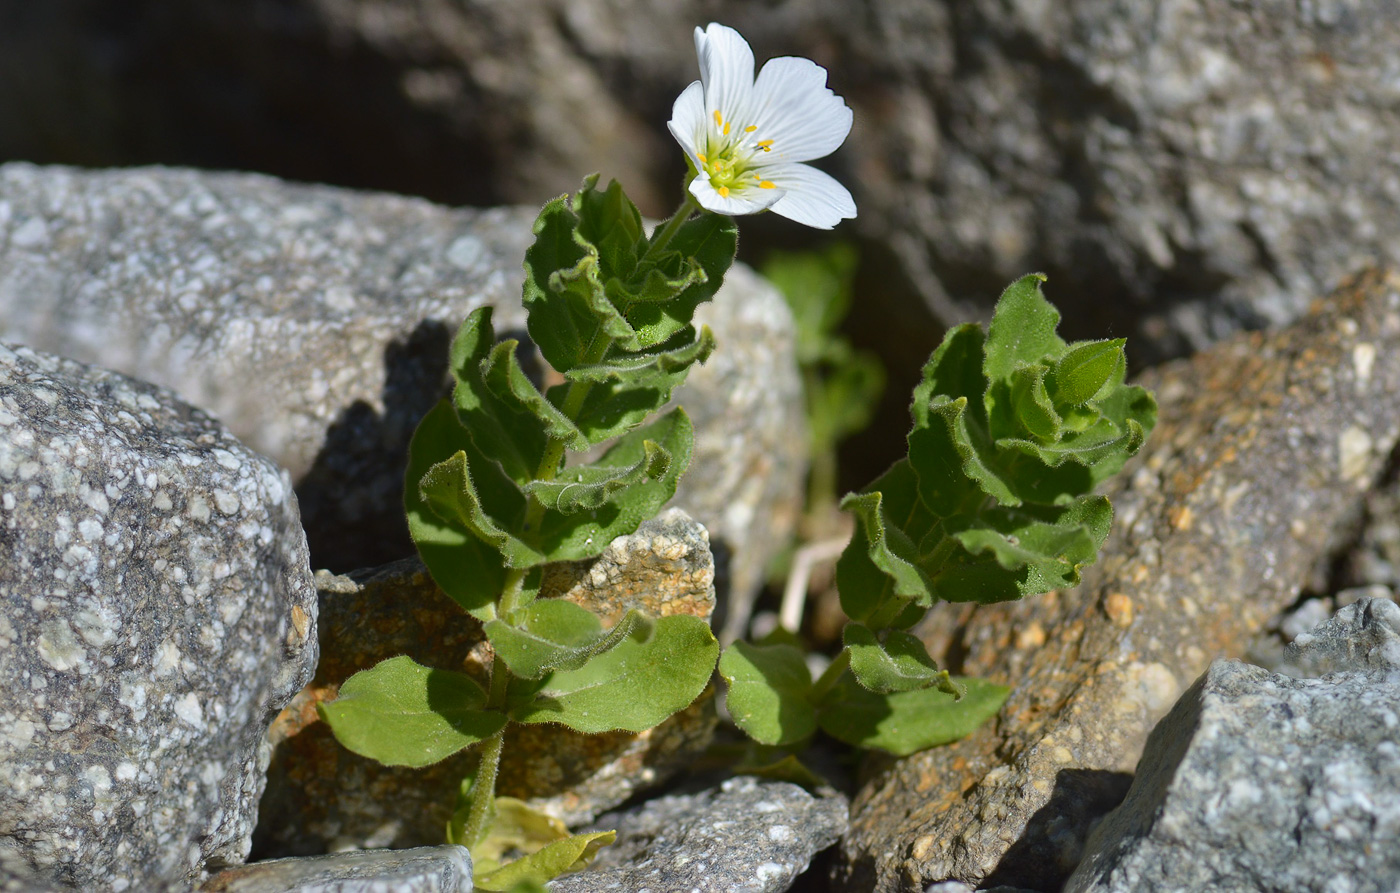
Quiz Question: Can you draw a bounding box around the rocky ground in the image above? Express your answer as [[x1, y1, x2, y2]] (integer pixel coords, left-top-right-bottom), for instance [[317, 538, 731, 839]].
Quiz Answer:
[[2, 4, 1400, 892]]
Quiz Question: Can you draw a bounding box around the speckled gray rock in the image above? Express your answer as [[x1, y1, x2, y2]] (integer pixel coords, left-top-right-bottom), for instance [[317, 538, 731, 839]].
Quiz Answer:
[[199, 846, 471, 893], [0, 343, 318, 890], [550, 776, 847, 893], [0, 162, 803, 625], [1280, 596, 1400, 678], [4, 3, 1396, 361], [254, 509, 718, 857], [1065, 659, 1400, 893]]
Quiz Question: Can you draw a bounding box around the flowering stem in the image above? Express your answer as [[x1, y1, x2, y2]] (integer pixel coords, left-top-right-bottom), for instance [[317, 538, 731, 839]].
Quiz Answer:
[[643, 193, 700, 262]]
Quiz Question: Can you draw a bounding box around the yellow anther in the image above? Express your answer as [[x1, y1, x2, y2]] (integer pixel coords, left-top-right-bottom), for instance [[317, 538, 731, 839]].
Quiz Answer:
[[697, 153, 707, 163], [713, 110, 723, 128], [759, 180, 776, 189], [756, 139, 774, 148], [723, 122, 731, 135], [718, 186, 730, 198], [745, 125, 757, 133]]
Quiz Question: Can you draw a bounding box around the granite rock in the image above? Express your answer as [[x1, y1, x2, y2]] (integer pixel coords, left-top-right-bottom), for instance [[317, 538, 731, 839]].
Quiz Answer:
[[0, 344, 317, 890], [254, 508, 719, 857], [550, 776, 848, 893], [4, 3, 1398, 361], [837, 269, 1400, 891], [1065, 659, 1400, 893], [1280, 596, 1400, 677], [200, 846, 471, 893], [0, 162, 805, 625]]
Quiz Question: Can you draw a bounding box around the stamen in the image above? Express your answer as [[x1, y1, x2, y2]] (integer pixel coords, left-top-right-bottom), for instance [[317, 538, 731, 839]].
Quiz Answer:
[[756, 139, 774, 148], [723, 122, 731, 135], [718, 186, 730, 198], [697, 153, 707, 163], [745, 125, 757, 133], [713, 110, 723, 128], [759, 180, 776, 189]]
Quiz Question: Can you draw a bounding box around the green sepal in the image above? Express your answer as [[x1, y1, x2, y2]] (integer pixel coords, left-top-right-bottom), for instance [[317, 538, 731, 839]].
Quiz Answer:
[[816, 674, 1010, 756], [486, 602, 645, 680], [718, 641, 816, 746], [317, 656, 507, 769], [523, 438, 671, 513], [405, 399, 508, 619], [511, 613, 719, 734], [843, 624, 958, 695], [534, 408, 693, 562]]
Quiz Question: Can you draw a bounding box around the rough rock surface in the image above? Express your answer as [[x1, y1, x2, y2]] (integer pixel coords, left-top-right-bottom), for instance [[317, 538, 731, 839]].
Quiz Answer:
[[1064, 659, 1400, 893], [1278, 595, 1400, 678], [550, 776, 848, 893], [0, 344, 318, 890], [838, 269, 1400, 892], [200, 845, 471, 893], [254, 509, 719, 857], [3, 3, 1397, 359], [0, 162, 805, 621]]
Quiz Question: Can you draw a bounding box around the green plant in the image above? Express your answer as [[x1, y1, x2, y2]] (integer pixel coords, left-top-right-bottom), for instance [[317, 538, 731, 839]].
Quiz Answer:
[[316, 22, 1156, 887]]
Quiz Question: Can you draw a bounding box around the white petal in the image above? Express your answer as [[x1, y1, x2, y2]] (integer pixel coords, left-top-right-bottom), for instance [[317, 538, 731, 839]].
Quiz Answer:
[[696, 23, 756, 129], [764, 163, 857, 229], [748, 56, 853, 163], [689, 174, 784, 216], [667, 80, 707, 160]]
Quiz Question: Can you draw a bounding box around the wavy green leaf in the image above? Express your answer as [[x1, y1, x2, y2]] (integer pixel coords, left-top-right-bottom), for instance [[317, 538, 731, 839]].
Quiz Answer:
[[534, 408, 693, 562], [419, 448, 543, 569], [524, 439, 671, 513], [843, 624, 958, 695], [621, 212, 737, 350], [486, 602, 645, 680], [719, 641, 816, 746], [836, 460, 939, 624], [317, 656, 506, 768], [982, 273, 1064, 384], [1049, 338, 1126, 408], [405, 399, 507, 619], [816, 674, 1009, 756], [512, 613, 719, 733]]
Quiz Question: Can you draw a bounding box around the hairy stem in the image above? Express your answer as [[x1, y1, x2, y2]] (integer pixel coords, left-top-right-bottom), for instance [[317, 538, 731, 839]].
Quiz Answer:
[[642, 193, 700, 263], [461, 652, 513, 849], [809, 648, 851, 703]]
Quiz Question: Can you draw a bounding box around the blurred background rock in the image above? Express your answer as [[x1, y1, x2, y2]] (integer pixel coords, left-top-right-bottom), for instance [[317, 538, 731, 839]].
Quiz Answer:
[[4, 0, 1396, 483]]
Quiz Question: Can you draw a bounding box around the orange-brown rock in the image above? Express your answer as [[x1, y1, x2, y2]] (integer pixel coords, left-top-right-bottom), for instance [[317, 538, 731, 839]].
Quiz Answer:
[[252, 508, 717, 858], [836, 270, 1400, 891]]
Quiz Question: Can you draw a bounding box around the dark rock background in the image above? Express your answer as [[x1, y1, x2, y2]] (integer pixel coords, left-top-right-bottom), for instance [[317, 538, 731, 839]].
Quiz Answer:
[[8, 0, 1395, 481]]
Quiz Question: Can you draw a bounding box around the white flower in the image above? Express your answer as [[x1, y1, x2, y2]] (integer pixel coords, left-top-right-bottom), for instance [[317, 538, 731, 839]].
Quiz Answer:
[[667, 23, 856, 230]]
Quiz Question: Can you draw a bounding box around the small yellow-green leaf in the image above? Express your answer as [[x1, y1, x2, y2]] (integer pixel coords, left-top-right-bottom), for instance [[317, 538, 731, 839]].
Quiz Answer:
[[317, 656, 506, 768], [475, 830, 616, 891], [719, 641, 816, 746], [471, 797, 572, 874]]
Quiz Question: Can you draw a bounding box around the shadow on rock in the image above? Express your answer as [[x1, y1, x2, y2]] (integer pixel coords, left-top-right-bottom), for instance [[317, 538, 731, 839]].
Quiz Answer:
[[983, 768, 1134, 891], [296, 319, 451, 573]]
